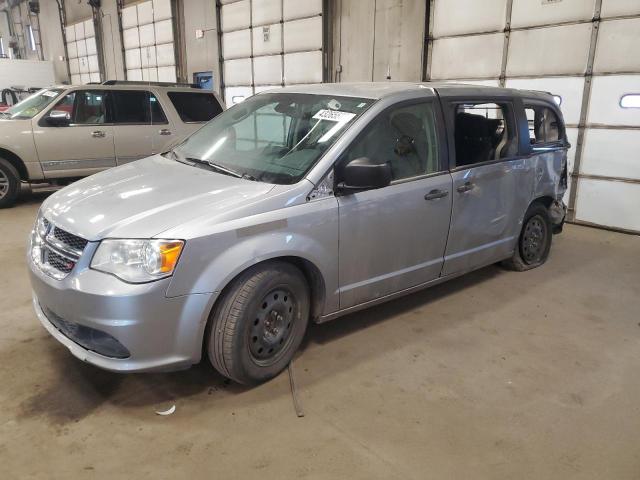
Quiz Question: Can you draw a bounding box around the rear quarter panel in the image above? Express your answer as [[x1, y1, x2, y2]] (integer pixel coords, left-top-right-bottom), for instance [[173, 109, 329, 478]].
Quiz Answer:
[[155, 89, 222, 147], [519, 94, 569, 203]]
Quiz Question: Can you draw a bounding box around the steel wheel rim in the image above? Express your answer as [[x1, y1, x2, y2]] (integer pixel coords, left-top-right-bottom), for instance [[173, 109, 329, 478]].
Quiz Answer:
[[248, 288, 296, 365], [521, 215, 547, 264], [0, 169, 8, 199]]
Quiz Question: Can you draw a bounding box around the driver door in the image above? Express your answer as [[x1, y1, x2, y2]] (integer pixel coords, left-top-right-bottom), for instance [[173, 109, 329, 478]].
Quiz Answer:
[[33, 89, 116, 177], [337, 100, 453, 309]]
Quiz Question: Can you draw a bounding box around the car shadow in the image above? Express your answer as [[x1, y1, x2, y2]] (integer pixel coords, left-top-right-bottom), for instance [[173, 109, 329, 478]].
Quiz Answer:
[[304, 265, 503, 349], [17, 346, 246, 425], [15, 187, 54, 207]]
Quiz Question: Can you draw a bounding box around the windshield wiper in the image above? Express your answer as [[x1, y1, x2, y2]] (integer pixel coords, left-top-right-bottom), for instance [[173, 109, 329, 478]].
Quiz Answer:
[[184, 157, 243, 179], [168, 150, 251, 180]]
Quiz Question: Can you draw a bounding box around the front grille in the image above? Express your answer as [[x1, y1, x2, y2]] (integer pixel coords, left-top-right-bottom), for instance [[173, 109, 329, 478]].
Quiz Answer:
[[52, 227, 88, 252], [46, 250, 75, 273], [32, 217, 88, 280]]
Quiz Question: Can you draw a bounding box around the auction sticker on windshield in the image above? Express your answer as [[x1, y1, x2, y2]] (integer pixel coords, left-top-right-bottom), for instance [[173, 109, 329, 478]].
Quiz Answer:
[[313, 109, 356, 122]]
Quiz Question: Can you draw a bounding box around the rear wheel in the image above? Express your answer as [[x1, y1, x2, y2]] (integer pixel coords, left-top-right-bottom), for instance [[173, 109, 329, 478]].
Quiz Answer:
[[502, 203, 552, 271], [207, 261, 310, 385], [0, 158, 20, 209]]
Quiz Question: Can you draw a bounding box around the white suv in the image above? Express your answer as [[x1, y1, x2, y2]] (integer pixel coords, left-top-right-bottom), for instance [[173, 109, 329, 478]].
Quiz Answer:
[[0, 81, 224, 207]]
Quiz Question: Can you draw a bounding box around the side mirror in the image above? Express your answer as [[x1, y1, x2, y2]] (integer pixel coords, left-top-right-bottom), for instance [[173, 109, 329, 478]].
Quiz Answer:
[[46, 110, 71, 126], [338, 157, 392, 193]]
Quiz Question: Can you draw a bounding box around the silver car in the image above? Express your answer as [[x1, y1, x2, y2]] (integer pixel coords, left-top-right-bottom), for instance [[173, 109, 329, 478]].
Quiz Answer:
[[27, 82, 568, 385]]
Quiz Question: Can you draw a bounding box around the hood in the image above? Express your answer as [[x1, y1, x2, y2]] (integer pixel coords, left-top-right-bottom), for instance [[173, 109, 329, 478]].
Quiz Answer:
[[41, 155, 278, 240]]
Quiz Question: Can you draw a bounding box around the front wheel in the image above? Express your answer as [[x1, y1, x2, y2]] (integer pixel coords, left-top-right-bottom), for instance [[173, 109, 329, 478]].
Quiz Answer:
[[0, 158, 20, 209], [207, 261, 310, 385], [502, 203, 553, 271]]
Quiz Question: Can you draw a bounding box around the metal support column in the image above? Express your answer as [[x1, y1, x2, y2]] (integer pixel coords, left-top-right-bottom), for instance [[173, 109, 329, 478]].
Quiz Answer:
[[567, 0, 602, 221]]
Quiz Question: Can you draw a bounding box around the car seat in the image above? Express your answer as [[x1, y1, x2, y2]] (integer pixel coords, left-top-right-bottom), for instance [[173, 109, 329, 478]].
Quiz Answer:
[[389, 112, 429, 178], [455, 112, 493, 166]]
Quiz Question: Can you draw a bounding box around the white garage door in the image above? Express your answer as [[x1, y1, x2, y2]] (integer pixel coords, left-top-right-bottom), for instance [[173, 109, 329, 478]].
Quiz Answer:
[[220, 0, 324, 106], [65, 19, 100, 84], [427, 0, 640, 232], [121, 0, 177, 83]]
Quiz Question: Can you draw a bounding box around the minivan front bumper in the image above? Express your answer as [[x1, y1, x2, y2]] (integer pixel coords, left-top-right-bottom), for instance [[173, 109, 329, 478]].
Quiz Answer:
[[28, 251, 214, 373]]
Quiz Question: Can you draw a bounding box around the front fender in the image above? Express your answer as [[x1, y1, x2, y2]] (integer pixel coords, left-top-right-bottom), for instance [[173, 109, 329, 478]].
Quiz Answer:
[[166, 197, 340, 316], [0, 119, 43, 180]]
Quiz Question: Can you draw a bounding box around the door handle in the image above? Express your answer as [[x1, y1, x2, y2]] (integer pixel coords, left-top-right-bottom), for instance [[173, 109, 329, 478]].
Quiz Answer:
[[424, 189, 449, 200], [91, 130, 106, 138], [457, 182, 475, 193], [159, 128, 172, 136]]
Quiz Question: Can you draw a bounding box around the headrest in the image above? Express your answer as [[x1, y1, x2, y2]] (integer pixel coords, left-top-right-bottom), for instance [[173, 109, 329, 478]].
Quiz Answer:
[[456, 112, 489, 133], [391, 112, 423, 138]]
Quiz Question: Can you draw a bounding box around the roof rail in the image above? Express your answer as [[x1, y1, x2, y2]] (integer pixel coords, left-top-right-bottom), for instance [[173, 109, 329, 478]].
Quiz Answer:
[[101, 80, 200, 89]]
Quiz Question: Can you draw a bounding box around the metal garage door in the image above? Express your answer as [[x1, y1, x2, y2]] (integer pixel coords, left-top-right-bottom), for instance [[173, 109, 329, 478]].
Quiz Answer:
[[121, 0, 177, 82], [219, 0, 324, 106], [426, 0, 640, 232], [65, 19, 101, 84], [9, 1, 43, 61]]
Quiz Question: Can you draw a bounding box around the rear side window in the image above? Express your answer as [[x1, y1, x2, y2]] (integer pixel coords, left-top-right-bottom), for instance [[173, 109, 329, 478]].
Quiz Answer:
[[167, 92, 223, 122], [525, 105, 560, 144], [111, 90, 167, 124], [453, 102, 517, 167]]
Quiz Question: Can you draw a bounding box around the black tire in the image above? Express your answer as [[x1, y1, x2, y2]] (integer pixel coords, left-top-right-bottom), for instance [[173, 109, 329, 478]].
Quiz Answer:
[[0, 158, 20, 209], [502, 202, 553, 271], [207, 261, 310, 385]]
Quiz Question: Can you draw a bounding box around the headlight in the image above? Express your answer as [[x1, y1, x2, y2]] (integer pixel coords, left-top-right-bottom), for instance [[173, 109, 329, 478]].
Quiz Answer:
[[35, 213, 50, 238], [91, 239, 184, 283], [30, 212, 49, 264]]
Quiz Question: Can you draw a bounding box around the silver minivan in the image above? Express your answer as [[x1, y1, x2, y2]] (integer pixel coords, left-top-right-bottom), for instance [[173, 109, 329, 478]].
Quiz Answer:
[[28, 82, 568, 385]]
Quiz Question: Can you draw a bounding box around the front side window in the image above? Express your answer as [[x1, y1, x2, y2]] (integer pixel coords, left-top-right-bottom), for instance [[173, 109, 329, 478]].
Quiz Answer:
[[454, 102, 517, 167], [525, 105, 560, 144], [111, 90, 167, 124], [52, 90, 106, 124], [340, 102, 440, 181], [172, 93, 373, 185], [167, 92, 223, 122], [2, 89, 64, 119]]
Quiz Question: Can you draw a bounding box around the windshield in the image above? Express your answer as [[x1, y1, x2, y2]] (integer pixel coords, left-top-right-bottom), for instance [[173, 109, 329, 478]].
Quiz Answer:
[[2, 89, 65, 120], [172, 92, 374, 184]]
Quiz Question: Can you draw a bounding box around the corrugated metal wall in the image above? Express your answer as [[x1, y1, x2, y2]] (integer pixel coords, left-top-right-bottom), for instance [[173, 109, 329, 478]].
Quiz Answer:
[[219, 0, 324, 106], [65, 19, 101, 84], [121, 0, 177, 83], [332, 0, 426, 83], [426, 0, 640, 232]]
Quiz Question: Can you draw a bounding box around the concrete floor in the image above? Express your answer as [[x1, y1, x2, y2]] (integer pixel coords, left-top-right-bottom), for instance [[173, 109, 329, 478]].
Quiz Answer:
[[1, 192, 639, 480]]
